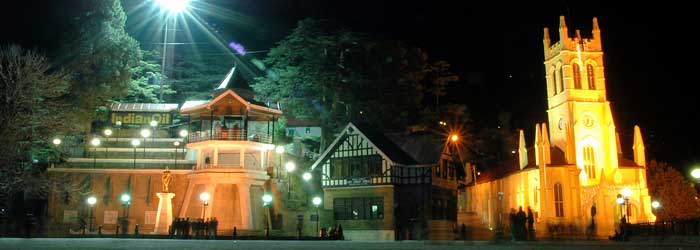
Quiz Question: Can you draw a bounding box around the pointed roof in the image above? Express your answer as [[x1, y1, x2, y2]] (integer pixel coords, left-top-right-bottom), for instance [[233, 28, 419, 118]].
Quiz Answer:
[[180, 89, 282, 115], [311, 122, 418, 170]]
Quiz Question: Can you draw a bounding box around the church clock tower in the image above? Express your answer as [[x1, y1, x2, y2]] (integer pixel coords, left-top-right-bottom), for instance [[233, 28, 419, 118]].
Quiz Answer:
[[543, 16, 619, 184]]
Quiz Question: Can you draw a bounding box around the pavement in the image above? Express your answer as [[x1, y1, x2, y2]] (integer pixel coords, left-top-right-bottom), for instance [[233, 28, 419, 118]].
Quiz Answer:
[[1, 238, 700, 250]]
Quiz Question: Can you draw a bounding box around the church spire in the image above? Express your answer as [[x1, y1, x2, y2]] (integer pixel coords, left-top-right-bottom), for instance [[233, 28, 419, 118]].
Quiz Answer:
[[519, 130, 528, 169], [559, 16, 569, 41], [633, 125, 646, 167], [541, 123, 551, 164], [543, 27, 551, 49]]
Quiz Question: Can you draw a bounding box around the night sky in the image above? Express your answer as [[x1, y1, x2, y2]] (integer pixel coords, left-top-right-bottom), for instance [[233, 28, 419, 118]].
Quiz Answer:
[[2, 1, 697, 171]]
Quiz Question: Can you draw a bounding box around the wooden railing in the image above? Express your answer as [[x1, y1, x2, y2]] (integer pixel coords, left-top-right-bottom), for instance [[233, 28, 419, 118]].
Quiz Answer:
[[188, 129, 272, 144]]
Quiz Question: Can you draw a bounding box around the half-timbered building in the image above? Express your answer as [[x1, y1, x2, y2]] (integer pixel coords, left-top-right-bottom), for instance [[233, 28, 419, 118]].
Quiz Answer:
[[311, 122, 465, 240]]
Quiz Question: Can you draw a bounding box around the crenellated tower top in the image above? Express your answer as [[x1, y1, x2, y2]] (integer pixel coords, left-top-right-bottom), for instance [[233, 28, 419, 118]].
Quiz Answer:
[[544, 16, 603, 60]]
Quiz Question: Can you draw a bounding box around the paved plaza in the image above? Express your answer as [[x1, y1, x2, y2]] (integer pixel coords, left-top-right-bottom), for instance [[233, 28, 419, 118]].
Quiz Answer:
[[0, 238, 699, 250]]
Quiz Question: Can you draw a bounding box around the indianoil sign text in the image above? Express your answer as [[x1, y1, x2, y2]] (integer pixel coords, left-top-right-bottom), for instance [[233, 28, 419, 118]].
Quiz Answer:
[[110, 112, 173, 125]]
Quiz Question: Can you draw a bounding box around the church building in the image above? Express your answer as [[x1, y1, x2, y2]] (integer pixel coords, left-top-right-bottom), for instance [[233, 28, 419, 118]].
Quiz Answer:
[[462, 16, 655, 238]]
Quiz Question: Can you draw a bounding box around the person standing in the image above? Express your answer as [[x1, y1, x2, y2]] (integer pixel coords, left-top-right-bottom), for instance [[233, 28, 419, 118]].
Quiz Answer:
[[526, 207, 535, 240]]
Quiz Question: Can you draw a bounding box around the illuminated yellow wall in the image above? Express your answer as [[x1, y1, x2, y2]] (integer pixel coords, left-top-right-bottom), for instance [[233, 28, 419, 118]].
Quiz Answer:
[[461, 16, 655, 238]]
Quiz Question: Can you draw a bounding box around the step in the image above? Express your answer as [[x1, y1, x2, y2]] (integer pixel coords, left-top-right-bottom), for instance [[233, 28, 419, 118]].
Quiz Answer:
[[62, 158, 195, 169]]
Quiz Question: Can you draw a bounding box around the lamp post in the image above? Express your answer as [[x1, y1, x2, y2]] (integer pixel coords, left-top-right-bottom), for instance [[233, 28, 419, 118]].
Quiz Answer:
[[303, 172, 312, 203], [174, 141, 180, 169], [651, 200, 660, 215], [115, 121, 122, 143], [103, 129, 112, 158], [621, 187, 632, 220], [312, 196, 322, 237], [154, 0, 191, 101], [200, 192, 210, 219], [87, 196, 97, 232], [276, 146, 285, 179], [140, 129, 151, 158], [262, 194, 273, 237], [121, 194, 131, 219], [285, 162, 296, 199], [90, 138, 101, 168], [497, 191, 503, 233], [616, 194, 625, 220], [150, 120, 158, 143], [52, 138, 61, 168], [131, 139, 140, 169]]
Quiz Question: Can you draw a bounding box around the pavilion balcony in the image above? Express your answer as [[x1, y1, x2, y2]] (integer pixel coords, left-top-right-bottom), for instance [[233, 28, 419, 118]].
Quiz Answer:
[[188, 129, 272, 144]]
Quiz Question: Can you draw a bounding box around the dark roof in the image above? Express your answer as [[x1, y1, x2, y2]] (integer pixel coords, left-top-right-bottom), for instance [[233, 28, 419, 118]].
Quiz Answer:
[[618, 155, 641, 168], [476, 146, 568, 183], [352, 121, 418, 165], [385, 132, 445, 164]]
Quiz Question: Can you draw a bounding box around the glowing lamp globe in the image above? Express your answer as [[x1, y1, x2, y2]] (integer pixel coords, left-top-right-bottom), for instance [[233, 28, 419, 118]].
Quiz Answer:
[[285, 162, 296, 172], [87, 196, 97, 206], [121, 194, 131, 203], [312, 196, 322, 206], [199, 192, 210, 202], [302, 172, 312, 181], [691, 168, 700, 179], [651, 200, 660, 209]]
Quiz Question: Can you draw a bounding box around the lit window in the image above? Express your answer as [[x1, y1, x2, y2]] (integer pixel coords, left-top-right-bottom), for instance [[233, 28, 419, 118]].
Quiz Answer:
[[559, 66, 565, 93], [587, 64, 595, 89], [554, 183, 564, 217], [573, 63, 581, 89], [583, 146, 596, 179]]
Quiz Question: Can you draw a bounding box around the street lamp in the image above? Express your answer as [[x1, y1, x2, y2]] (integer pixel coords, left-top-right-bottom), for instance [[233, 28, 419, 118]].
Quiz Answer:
[[262, 194, 273, 237], [140, 129, 151, 158], [115, 121, 122, 143], [91, 138, 101, 168], [285, 162, 296, 199], [312, 196, 322, 237], [691, 168, 700, 181], [103, 129, 112, 158], [150, 120, 158, 143], [154, 0, 191, 101], [199, 192, 210, 219], [651, 200, 661, 210], [121, 194, 131, 219], [621, 187, 632, 220], [450, 134, 459, 142], [87, 196, 97, 232], [131, 139, 141, 169], [52, 138, 61, 168], [179, 129, 188, 143], [276, 146, 285, 179]]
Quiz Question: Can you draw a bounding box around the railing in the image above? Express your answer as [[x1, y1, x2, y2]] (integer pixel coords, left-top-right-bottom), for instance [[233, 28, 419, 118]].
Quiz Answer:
[[188, 129, 272, 144], [629, 218, 700, 236]]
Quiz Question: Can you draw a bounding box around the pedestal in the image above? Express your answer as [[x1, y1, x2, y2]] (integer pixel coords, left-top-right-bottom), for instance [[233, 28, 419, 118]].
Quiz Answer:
[[154, 192, 175, 234]]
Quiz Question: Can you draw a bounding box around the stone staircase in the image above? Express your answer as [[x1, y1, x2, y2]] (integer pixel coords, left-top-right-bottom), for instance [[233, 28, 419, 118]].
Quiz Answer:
[[457, 211, 494, 240], [57, 131, 195, 169]]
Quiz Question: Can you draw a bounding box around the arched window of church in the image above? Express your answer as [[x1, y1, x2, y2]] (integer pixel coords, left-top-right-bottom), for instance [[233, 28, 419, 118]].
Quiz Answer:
[[573, 63, 582, 89], [587, 64, 595, 89], [554, 183, 564, 217], [583, 146, 596, 179], [550, 67, 557, 95], [559, 66, 566, 93]]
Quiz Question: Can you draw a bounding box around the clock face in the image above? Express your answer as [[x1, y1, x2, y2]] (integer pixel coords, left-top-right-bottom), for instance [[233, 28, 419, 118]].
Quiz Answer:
[[558, 118, 565, 130], [582, 115, 595, 128]]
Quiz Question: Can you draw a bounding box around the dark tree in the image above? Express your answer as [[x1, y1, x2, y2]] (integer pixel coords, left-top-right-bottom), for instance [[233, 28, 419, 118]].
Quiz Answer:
[[253, 19, 459, 145], [646, 160, 700, 220]]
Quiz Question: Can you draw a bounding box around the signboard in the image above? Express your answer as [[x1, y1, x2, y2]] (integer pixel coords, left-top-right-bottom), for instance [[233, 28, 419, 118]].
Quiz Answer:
[[144, 211, 157, 225], [346, 177, 371, 186], [62, 210, 77, 223], [110, 112, 173, 125], [103, 210, 118, 225]]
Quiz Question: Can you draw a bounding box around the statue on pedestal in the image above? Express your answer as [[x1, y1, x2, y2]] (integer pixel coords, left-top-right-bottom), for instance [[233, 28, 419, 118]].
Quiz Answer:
[[162, 167, 172, 193]]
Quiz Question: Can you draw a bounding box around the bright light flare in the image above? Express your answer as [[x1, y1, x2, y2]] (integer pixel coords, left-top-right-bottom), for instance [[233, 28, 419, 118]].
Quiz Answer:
[[450, 134, 459, 142], [156, 0, 191, 14]]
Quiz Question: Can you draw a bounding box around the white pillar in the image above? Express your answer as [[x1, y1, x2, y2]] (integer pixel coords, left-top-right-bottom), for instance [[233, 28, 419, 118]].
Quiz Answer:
[[237, 182, 253, 229], [154, 192, 175, 234]]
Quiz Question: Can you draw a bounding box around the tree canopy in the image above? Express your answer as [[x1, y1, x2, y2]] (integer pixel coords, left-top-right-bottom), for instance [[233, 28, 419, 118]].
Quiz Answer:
[[0, 45, 71, 198], [56, 0, 140, 132], [646, 160, 700, 220], [252, 19, 459, 143]]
